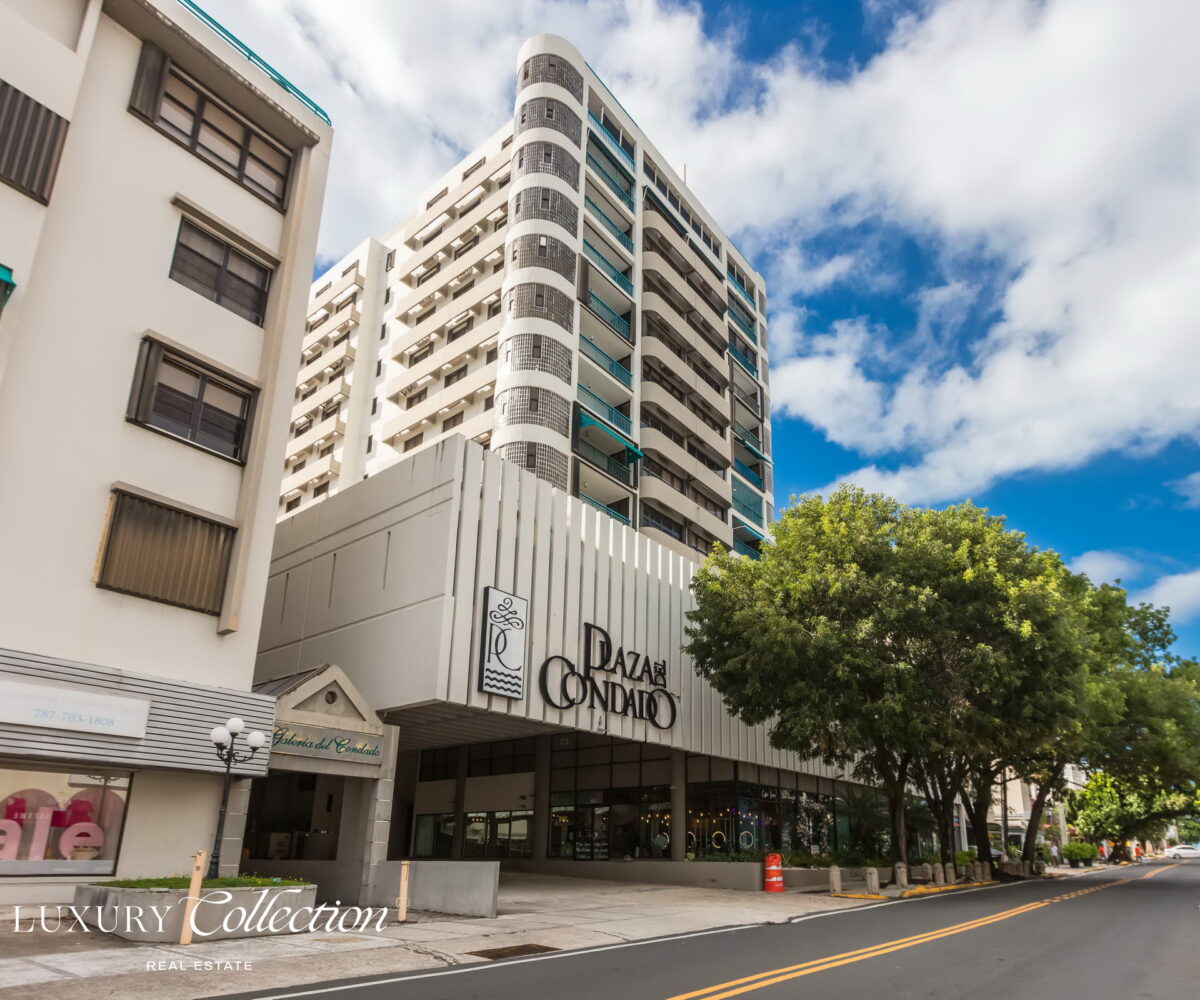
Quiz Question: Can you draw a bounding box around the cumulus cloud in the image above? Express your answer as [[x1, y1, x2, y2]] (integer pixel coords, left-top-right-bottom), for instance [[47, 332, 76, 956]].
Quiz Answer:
[[206, 0, 1200, 508], [1169, 471, 1200, 508], [1135, 569, 1200, 624], [1067, 551, 1142, 586]]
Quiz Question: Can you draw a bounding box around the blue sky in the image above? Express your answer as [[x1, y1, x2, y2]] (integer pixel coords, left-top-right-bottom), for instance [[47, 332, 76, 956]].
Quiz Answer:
[[209, 0, 1200, 659]]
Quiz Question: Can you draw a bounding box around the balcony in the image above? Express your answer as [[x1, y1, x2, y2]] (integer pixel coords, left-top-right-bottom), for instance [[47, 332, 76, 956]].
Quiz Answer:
[[732, 383, 760, 416], [583, 239, 634, 295], [732, 537, 761, 560], [728, 302, 757, 343], [585, 195, 634, 253], [586, 151, 634, 211], [580, 492, 631, 526], [281, 452, 339, 496], [588, 110, 635, 171], [733, 457, 763, 490], [732, 476, 764, 524], [580, 335, 632, 388], [728, 272, 757, 311], [297, 338, 354, 385], [579, 384, 632, 435], [584, 291, 632, 341], [729, 340, 757, 377], [576, 438, 634, 486]]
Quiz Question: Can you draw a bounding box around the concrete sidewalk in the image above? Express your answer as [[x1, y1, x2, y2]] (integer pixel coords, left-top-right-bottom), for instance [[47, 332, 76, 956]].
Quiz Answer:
[[0, 873, 863, 999]]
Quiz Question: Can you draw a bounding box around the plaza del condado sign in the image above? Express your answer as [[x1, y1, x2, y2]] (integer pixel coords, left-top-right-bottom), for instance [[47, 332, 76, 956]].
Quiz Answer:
[[539, 622, 678, 730], [478, 587, 529, 699]]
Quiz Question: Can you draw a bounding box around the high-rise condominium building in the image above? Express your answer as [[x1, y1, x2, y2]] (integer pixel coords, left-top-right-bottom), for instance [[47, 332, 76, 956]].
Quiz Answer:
[[282, 34, 772, 562], [0, 0, 330, 899]]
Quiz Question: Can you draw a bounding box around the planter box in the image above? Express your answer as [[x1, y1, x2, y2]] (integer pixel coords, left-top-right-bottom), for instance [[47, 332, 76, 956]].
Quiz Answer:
[[73, 883, 318, 942]]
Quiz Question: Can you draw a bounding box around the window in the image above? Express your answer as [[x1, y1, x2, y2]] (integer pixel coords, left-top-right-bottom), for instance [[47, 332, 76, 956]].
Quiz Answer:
[[384, 287, 391, 305], [463, 810, 533, 859], [410, 343, 433, 365], [537, 235, 548, 258], [319, 443, 333, 457], [0, 82, 68, 204], [98, 490, 234, 615], [285, 497, 301, 512], [127, 340, 255, 461], [534, 289, 545, 307], [485, 347, 498, 363], [529, 388, 540, 413], [406, 388, 427, 409], [416, 264, 441, 286], [366, 435, 374, 452], [0, 766, 131, 874], [531, 337, 542, 359], [169, 220, 272, 325], [375, 359, 382, 377], [131, 46, 292, 207], [447, 317, 472, 342], [444, 366, 467, 387], [488, 301, 502, 319], [403, 433, 423, 452], [484, 395, 494, 411], [371, 397, 379, 415], [385, 249, 396, 270], [467, 738, 537, 777], [419, 746, 459, 781], [545, 104, 555, 120], [413, 814, 455, 858], [525, 443, 537, 469], [542, 147, 553, 164], [313, 482, 329, 497], [540, 191, 551, 210], [443, 412, 463, 431]]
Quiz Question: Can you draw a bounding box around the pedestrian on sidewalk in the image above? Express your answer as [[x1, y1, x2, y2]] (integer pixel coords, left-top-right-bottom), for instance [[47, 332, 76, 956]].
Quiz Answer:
[[1050, 843, 1060, 866]]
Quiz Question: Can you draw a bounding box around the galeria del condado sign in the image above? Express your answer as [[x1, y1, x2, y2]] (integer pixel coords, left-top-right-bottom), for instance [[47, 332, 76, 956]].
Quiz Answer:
[[479, 587, 678, 730], [271, 724, 383, 764]]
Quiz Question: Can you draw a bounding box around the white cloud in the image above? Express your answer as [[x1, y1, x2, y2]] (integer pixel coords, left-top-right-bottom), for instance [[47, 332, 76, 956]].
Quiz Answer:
[[1170, 471, 1200, 508], [1135, 569, 1200, 623], [1067, 551, 1142, 585], [205, 0, 1200, 508]]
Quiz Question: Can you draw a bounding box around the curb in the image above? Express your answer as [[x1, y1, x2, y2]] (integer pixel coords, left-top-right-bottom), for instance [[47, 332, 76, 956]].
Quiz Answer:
[[829, 892, 888, 900], [900, 880, 997, 898]]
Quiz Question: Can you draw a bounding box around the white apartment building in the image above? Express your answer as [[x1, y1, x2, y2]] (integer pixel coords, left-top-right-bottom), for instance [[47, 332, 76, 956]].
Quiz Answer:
[[282, 34, 773, 564], [0, 0, 330, 901]]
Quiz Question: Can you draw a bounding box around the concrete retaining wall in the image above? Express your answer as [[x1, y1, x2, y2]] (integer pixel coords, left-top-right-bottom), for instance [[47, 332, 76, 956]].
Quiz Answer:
[[372, 860, 499, 917], [243, 860, 365, 906]]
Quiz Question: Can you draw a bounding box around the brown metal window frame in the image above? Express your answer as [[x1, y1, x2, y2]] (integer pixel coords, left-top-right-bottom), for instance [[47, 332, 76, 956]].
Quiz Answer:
[[129, 46, 293, 212], [97, 489, 235, 616], [169, 218, 273, 326], [127, 337, 257, 464], [0, 81, 69, 205]]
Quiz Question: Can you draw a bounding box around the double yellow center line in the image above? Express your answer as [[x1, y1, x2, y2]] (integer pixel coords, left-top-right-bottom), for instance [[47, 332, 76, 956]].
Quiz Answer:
[[667, 867, 1169, 1000]]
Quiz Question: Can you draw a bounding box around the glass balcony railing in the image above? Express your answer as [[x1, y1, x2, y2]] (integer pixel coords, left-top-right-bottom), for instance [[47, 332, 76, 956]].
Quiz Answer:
[[733, 419, 763, 450], [585, 196, 634, 253], [585, 291, 632, 341], [586, 152, 634, 210], [728, 304, 757, 343], [729, 341, 757, 376], [578, 385, 633, 435], [583, 240, 634, 295], [728, 273, 757, 311], [577, 439, 633, 485], [580, 336, 632, 387], [580, 492, 631, 525], [732, 492, 763, 523], [733, 458, 763, 490], [587, 110, 636, 171], [732, 537, 761, 560], [732, 384, 760, 414]]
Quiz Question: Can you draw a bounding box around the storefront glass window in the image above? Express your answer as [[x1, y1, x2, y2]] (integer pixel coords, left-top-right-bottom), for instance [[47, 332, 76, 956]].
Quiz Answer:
[[549, 787, 669, 860], [462, 810, 534, 857], [414, 813, 455, 857], [0, 767, 130, 875]]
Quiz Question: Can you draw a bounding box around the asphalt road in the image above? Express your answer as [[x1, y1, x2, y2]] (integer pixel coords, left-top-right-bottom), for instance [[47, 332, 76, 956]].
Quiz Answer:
[[216, 861, 1200, 1000]]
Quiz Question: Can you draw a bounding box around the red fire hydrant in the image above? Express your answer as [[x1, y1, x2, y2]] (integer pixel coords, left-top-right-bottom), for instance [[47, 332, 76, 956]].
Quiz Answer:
[[763, 852, 784, 892]]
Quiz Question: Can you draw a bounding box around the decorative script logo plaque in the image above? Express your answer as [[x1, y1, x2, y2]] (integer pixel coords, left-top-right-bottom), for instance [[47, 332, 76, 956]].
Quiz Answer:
[[478, 587, 528, 699]]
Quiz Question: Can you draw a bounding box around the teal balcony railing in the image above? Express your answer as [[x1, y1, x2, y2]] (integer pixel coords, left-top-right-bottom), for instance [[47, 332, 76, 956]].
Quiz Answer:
[[580, 336, 632, 387], [577, 439, 633, 485], [729, 341, 757, 376], [733, 419, 762, 450], [583, 240, 634, 295], [586, 152, 634, 210], [585, 196, 634, 253], [732, 493, 763, 523], [732, 537, 761, 560], [733, 458, 763, 490], [578, 385, 633, 435], [580, 492, 631, 525], [585, 292, 632, 341], [588, 110, 635, 170], [728, 272, 757, 310], [728, 303, 757, 343]]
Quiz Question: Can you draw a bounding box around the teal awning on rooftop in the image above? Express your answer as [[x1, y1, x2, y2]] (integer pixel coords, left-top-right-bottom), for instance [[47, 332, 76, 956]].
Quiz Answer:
[[578, 411, 643, 461]]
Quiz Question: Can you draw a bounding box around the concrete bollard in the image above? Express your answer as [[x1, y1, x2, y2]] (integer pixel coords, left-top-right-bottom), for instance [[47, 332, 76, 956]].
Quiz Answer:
[[932, 863, 945, 885], [944, 862, 956, 882], [894, 863, 909, 890], [968, 862, 979, 881], [865, 867, 881, 894], [982, 862, 992, 881], [828, 866, 843, 893], [918, 863, 932, 883]]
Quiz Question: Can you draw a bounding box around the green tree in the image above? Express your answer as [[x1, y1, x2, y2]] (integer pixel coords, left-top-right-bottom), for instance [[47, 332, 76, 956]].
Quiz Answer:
[[685, 485, 1079, 865], [1069, 772, 1200, 851]]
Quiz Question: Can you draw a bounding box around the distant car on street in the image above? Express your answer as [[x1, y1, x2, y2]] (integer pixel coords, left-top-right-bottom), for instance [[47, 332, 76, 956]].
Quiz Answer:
[[1167, 844, 1200, 859]]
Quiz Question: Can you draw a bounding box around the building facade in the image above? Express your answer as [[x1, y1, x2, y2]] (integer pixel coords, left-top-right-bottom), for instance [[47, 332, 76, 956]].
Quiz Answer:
[[0, 0, 330, 901], [253, 439, 853, 903], [281, 35, 772, 564]]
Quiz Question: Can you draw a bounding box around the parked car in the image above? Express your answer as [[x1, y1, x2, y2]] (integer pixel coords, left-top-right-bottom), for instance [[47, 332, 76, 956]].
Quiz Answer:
[[1167, 844, 1200, 859]]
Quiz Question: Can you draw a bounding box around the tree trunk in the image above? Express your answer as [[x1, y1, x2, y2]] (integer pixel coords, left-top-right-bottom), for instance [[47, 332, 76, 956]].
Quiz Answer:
[[962, 761, 997, 863], [887, 787, 909, 867], [1021, 761, 1064, 862]]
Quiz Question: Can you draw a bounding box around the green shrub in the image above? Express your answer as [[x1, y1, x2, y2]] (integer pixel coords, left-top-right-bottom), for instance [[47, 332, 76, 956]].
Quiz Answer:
[[954, 850, 975, 868], [97, 875, 309, 889], [1061, 841, 1098, 861]]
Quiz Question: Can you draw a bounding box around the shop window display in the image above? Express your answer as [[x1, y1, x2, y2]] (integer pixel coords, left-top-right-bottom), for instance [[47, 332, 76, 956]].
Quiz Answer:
[[0, 768, 130, 875]]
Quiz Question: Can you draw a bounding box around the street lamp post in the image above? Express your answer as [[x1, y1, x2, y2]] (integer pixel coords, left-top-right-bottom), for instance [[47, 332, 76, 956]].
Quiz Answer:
[[208, 717, 266, 880]]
